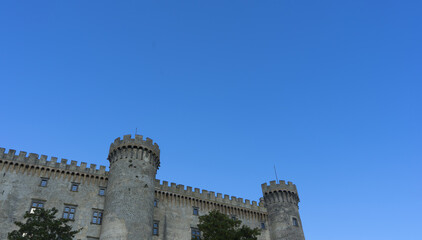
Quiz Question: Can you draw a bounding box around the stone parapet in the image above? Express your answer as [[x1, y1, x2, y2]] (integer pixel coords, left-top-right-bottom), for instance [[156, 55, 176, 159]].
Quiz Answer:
[[108, 134, 160, 169], [0, 147, 107, 176], [261, 180, 298, 195], [155, 179, 266, 212], [109, 134, 160, 155], [261, 180, 300, 206]]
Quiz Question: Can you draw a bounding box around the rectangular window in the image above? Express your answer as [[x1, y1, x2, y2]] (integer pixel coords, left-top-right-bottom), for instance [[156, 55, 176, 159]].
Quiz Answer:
[[40, 178, 48, 187], [99, 188, 106, 196], [191, 228, 201, 240], [30, 200, 45, 213], [261, 222, 266, 229], [231, 215, 237, 220], [292, 217, 298, 226], [63, 205, 76, 220], [153, 221, 159, 236], [71, 183, 79, 192], [154, 199, 158, 207], [193, 207, 199, 216], [92, 210, 103, 225]]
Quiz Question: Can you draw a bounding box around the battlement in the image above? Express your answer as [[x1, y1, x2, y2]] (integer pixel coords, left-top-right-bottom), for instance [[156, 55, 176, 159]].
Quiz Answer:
[[0, 147, 108, 176], [261, 180, 298, 194], [155, 179, 266, 212], [109, 134, 160, 156]]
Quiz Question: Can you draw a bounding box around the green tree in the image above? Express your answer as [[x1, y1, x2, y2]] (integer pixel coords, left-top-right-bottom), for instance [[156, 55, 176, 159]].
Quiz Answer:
[[196, 210, 261, 240], [8, 208, 81, 240]]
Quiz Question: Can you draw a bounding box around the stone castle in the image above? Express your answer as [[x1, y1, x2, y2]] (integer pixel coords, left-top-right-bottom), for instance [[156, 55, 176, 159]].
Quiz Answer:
[[0, 134, 305, 240]]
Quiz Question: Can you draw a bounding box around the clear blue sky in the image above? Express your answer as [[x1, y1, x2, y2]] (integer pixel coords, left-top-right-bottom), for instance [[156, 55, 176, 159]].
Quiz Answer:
[[1, 1, 421, 239]]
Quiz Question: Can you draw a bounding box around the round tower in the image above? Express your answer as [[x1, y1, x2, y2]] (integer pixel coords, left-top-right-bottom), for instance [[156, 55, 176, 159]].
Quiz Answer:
[[261, 180, 305, 240], [100, 134, 160, 240]]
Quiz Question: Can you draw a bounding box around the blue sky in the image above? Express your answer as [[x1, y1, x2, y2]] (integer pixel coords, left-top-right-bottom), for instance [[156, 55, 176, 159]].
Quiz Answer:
[[0, 1, 421, 239]]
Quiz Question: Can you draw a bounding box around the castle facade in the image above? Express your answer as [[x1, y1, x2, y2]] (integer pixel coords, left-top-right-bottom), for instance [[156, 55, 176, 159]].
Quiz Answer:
[[0, 134, 305, 240]]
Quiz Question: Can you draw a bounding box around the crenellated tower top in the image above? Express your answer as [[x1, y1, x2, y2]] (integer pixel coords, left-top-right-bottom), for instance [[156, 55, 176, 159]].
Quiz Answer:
[[108, 134, 160, 169], [262, 180, 298, 194], [261, 180, 300, 206]]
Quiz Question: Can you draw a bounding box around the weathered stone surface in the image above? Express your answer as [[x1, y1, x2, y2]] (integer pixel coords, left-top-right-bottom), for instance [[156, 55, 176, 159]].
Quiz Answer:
[[101, 135, 159, 240], [262, 181, 305, 240], [0, 135, 305, 240]]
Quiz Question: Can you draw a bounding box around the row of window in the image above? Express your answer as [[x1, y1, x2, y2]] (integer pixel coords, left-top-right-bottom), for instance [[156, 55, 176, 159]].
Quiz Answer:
[[31, 201, 297, 239], [152, 220, 200, 239], [30, 200, 103, 225], [39, 178, 106, 196]]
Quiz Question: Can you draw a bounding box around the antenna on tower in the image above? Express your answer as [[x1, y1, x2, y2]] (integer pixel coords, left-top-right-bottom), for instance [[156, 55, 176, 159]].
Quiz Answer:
[[274, 164, 279, 182]]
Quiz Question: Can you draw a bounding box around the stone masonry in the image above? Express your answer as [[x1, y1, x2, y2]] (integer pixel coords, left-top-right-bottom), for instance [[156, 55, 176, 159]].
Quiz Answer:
[[0, 134, 305, 240]]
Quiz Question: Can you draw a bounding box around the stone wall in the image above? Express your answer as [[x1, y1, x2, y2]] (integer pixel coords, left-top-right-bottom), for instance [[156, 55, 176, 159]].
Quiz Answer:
[[0, 154, 106, 239], [153, 180, 270, 240], [0, 148, 271, 240], [0, 144, 305, 240]]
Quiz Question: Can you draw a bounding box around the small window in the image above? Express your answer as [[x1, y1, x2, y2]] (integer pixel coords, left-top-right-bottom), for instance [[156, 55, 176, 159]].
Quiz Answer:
[[30, 200, 45, 213], [63, 205, 76, 220], [231, 215, 237, 220], [193, 207, 199, 216], [71, 183, 79, 192], [261, 222, 266, 229], [99, 188, 106, 196], [40, 178, 48, 187], [154, 199, 158, 207], [292, 217, 299, 226], [153, 221, 159, 235], [92, 210, 103, 225], [191, 228, 201, 239]]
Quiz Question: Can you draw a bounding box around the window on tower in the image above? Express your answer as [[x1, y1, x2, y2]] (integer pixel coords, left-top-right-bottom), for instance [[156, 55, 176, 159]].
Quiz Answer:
[[292, 217, 299, 226], [99, 188, 106, 196], [153, 221, 159, 235]]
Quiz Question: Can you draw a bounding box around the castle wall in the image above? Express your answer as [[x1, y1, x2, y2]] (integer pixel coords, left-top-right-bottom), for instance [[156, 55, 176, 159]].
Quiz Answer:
[[0, 143, 304, 240], [0, 153, 107, 240], [153, 180, 270, 240], [101, 135, 160, 240], [262, 181, 305, 240]]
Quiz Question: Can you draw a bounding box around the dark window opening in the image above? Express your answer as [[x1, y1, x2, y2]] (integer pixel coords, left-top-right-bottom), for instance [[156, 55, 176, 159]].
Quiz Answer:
[[71, 183, 79, 192], [99, 188, 105, 196], [63, 206, 76, 220], [292, 217, 299, 226], [191, 228, 201, 239], [92, 210, 103, 225], [40, 178, 48, 187], [193, 207, 199, 216], [153, 221, 159, 235], [30, 200, 44, 213]]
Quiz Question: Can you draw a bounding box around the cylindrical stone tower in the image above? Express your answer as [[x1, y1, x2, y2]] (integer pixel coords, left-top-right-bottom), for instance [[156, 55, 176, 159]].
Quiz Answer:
[[100, 134, 160, 240], [262, 180, 305, 240]]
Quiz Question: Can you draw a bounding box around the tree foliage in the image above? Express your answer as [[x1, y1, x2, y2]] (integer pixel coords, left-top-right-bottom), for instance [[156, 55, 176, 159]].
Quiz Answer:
[[8, 208, 81, 240], [197, 210, 261, 240]]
